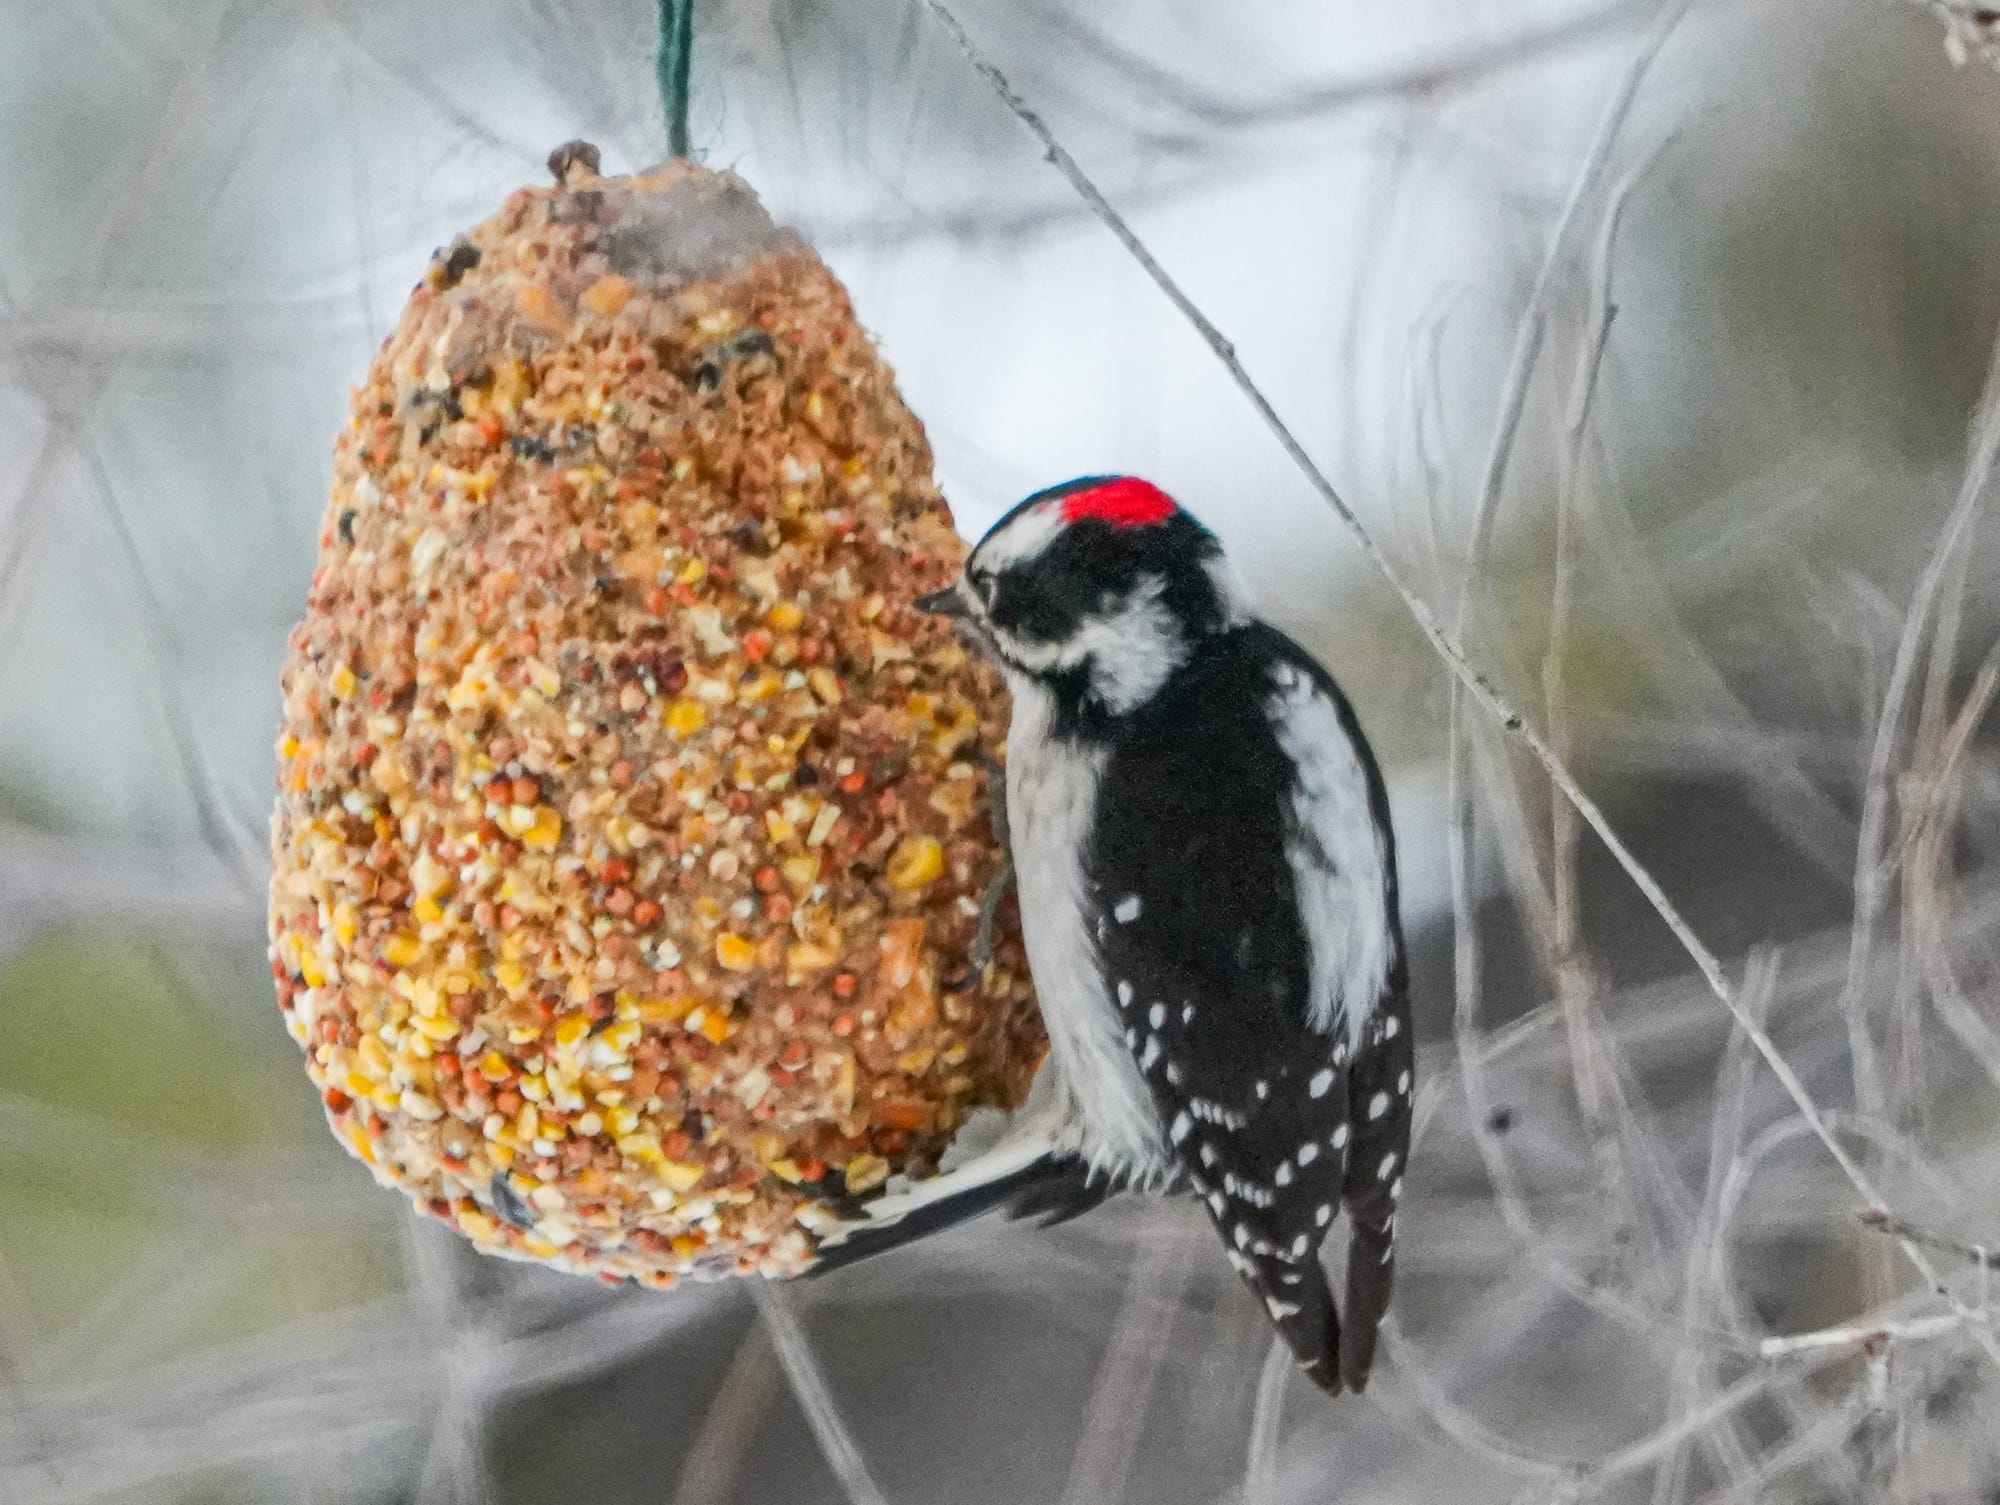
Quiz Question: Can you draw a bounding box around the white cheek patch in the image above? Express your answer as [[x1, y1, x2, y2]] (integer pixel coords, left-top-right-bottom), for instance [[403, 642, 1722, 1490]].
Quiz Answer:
[[1001, 580, 1187, 715], [1072, 588, 1187, 714]]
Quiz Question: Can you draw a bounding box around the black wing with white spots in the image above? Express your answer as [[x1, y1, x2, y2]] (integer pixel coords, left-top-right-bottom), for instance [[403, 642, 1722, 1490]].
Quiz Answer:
[[1087, 623, 1408, 1393]]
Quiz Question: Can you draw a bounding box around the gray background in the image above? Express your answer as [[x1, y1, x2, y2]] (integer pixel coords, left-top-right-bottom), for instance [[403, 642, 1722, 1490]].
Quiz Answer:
[[6, 1, 2000, 1501]]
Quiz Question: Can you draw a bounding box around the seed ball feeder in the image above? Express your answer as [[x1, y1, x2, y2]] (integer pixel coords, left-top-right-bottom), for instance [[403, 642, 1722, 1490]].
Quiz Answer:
[[270, 144, 1044, 1285]]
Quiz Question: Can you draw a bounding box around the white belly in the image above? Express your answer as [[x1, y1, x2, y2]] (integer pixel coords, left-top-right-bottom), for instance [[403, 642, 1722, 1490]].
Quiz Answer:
[[1005, 687, 1168, 1179]]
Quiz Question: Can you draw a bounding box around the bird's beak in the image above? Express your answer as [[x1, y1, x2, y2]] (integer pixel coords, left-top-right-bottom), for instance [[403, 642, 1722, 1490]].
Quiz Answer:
[[916, 583, 972, 619]]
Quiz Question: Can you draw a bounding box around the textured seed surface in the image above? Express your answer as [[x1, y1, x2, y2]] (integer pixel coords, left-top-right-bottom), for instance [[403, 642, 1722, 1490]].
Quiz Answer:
[[269, 153, 1043, 1286]]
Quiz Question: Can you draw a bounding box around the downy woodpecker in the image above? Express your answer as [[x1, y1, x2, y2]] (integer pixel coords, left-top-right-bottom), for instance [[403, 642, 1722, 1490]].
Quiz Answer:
[[811, 476, 1412, 1395]]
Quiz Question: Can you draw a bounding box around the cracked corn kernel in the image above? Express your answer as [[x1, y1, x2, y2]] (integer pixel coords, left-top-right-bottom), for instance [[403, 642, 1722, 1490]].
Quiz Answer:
[[659, 1161, 706, 1193], [581, 272, 633, 317], [786, 940, 840, 977], [886, 835, 945, 891], [520, 808, 563, 851], [843, 1155, 890, 1194], [269, 151, 1043, 1287], [297, 950, 327, 990], [665, 700, 707, 739]]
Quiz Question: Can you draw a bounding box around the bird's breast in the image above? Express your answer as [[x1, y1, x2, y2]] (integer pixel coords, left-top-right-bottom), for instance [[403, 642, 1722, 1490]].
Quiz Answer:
[[1005, 700, 1169, 1178]]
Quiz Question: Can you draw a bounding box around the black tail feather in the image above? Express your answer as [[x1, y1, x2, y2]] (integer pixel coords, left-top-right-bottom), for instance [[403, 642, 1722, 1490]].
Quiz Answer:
[[805, 1149, 1105, 1276], [1277, 1266, 1345, 1395], [1007, 1160, 1115, 1230], [1338, 1206, 1394, 1392], [1338, 982, 1413, 1393]]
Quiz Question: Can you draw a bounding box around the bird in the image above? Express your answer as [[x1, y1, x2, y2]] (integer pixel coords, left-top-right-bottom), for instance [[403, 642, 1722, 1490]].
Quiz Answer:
[[806, 475, 1413, 1395]]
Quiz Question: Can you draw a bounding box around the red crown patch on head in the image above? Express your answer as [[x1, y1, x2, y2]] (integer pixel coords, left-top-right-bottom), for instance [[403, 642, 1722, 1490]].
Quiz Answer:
[[1061, 477, 1178, 530]]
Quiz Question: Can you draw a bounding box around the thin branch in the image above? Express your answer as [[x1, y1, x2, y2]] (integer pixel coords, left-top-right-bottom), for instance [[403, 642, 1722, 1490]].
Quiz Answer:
[[1838, 329, 2000, 1119], [1059, 1237, 1195, 1505], [1859, 1210, 2000, 1272], [1377, 1319, 1568, 1481], [1456, 0, 1685, 606], [1031, 0, 1665, 132], [669, 1328, 782, 1505], [1541, 137, 1675, 1241], [1243, 1338, 1291, 1505], [1906, 634, 2000, 1096], [751, 1284, 892, 1505], [1758, 1310, 1985, 1358], [1710, 1385, 1880, 1504], [1653, 951, 1780, 1505]]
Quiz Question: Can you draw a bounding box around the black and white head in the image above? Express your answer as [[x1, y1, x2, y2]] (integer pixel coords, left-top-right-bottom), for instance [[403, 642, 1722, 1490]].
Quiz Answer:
[[919, 476, 1239, 720]]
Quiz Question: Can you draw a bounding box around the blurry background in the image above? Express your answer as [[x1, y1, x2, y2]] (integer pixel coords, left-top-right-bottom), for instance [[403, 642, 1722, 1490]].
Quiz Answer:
[[7, 0, 2000, 1500]]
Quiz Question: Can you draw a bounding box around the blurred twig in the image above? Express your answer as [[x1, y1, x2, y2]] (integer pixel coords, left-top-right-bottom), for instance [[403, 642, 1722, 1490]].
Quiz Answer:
[[1906, 634, 2000, 1100], [751, 1284, 892, 1505], [1450, 0, 1679, 1272], [402, 1227, 498, 1505], [1860, 1210, 2000, 1272], [1059, 1238, 1196, 1505], [1654, 953, 1781, 1503], [1838, 337, 2000, 1122], [1541, 141, 1664, 1241], [1244, 1339, 1290, 1505], [1759, 1309, 1989, 1357], [1031, 0, 1666, 132], [669, 1328, 783, 1505]]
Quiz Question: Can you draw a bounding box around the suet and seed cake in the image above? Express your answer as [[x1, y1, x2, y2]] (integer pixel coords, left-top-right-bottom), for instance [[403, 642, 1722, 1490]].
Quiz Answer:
[[269, 146, 1041, 1285]]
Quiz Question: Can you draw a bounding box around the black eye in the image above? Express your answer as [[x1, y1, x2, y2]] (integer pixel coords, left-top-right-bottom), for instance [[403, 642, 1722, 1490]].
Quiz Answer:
[[968, 568, 994, 603], [989, 568, 1082, 644]]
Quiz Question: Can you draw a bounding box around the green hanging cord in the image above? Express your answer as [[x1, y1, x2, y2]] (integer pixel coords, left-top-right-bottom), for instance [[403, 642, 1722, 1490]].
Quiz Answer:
[[657, 0, 695, 158]]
